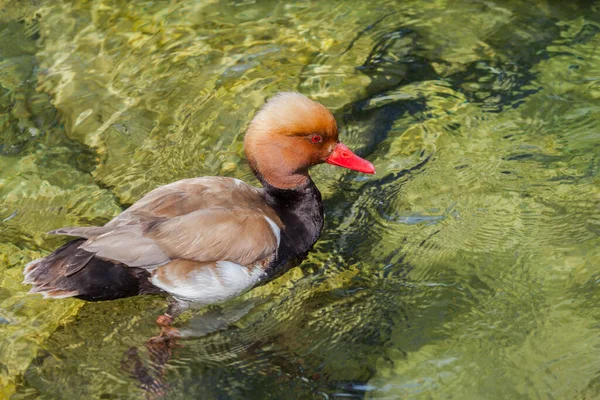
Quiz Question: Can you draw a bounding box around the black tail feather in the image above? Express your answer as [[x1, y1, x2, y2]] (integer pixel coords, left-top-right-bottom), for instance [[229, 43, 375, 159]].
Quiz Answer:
[[24, 239, 163, 301]]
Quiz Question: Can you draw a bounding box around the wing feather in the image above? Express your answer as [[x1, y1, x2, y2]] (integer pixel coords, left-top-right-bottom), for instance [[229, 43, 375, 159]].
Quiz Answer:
[[80, 225, 170, 267], [49, 177, 282, 269], [148, 209, 278, 266]]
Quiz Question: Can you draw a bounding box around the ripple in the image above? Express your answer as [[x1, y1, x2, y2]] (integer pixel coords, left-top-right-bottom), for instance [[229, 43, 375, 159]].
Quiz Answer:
[[1, 1, 600, 399]]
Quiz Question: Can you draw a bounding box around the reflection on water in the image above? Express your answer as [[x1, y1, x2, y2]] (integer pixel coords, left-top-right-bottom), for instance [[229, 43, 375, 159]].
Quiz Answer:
[[1, 0, 600, 398]]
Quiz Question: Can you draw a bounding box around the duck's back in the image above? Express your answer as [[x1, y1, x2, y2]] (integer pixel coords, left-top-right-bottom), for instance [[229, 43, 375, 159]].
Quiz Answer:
[[24, 177, 283, 302]]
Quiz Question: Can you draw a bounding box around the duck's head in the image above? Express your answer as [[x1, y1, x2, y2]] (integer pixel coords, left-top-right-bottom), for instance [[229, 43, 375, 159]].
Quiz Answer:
[[244, 92, 375, 189]]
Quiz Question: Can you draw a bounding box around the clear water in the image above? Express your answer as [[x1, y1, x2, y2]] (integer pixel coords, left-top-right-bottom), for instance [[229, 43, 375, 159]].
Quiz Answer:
[[1, 0, 600, 398]]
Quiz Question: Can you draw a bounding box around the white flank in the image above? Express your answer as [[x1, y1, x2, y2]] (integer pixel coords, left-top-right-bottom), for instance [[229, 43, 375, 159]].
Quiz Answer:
[[151, 261, 265, 304]]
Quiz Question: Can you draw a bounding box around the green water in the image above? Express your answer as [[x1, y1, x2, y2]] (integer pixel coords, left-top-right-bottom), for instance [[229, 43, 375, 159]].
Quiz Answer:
[[1, 0, 599, 398]]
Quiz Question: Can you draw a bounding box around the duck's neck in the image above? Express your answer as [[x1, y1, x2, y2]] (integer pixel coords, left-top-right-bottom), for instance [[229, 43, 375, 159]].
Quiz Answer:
[[260, 177, 324, 277]]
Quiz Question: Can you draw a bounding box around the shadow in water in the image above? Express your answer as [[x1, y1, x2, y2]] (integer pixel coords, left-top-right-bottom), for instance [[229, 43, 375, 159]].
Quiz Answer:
[[121, 299, 266, 398]]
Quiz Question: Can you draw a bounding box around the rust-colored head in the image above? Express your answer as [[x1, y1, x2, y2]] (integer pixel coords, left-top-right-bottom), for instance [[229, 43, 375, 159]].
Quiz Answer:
[[244, 92, 374, 189]]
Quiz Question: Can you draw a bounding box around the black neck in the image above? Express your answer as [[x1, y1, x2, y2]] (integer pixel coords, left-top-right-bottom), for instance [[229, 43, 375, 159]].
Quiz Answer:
[[260, 178, 324, 278]]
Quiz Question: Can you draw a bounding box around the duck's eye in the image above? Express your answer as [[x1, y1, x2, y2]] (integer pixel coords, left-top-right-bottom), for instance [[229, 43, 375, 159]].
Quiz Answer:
[[310, 135, 323, 144]]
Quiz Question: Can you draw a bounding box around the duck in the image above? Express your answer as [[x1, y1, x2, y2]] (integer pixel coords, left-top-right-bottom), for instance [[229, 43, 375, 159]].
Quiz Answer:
[[23, 92, 375, 320]]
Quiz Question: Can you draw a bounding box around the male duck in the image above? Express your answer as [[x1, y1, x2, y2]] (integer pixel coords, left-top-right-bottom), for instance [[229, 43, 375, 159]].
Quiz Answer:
[[23, 92, 375, 314]]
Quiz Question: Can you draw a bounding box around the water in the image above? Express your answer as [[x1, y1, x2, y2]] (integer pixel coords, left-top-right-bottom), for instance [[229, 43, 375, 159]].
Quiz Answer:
[[1, 0, 599, 398]]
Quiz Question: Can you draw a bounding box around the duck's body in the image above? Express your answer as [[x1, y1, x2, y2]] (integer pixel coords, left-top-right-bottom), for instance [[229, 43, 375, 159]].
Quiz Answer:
[[24, 176, 322, 303], [23, 92, 374, 309]]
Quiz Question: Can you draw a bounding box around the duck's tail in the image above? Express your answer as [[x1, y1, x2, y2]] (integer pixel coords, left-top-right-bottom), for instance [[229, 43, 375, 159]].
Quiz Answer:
[[23, 239, 162, 301]]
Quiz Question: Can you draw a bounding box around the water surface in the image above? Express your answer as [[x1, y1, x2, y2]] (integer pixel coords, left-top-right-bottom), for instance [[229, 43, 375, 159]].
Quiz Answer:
[[1, 0, 600, 398]]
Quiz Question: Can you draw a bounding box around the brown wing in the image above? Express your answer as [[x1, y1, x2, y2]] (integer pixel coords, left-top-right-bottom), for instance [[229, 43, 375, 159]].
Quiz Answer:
[[50, 177, 271, 235], [106, 177, 275, 226], [148, 208, 279, 265], [51, 177, 282, 269], [79, 208, 279, 267]]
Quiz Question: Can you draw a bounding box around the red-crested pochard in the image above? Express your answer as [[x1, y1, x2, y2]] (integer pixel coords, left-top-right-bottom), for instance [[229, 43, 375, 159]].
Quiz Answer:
[[23, 92, 375, 318]]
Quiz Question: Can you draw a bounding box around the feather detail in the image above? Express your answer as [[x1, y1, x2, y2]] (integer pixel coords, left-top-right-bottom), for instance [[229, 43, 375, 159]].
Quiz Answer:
[[48, 226, 104, 238]]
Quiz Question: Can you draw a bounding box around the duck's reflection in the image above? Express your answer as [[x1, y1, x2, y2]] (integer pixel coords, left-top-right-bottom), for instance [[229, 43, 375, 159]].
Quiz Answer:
[[121, 299, 263, 398]]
